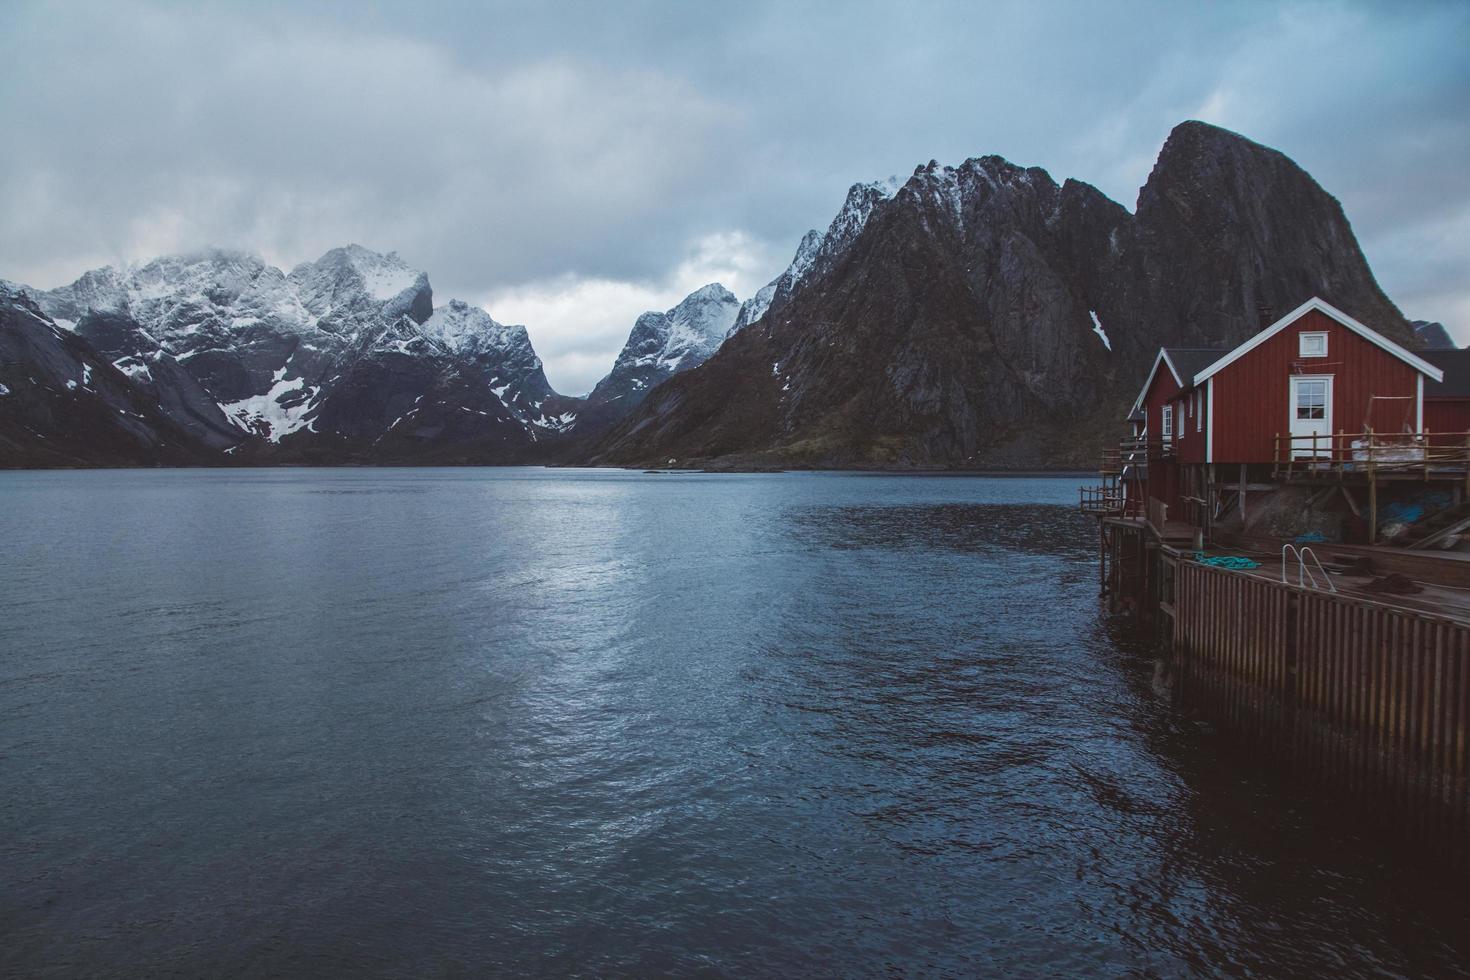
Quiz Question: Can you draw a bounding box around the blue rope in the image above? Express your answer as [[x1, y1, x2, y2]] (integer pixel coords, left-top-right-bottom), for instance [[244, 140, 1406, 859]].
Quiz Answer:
[[1194, 552, 1261, 570]]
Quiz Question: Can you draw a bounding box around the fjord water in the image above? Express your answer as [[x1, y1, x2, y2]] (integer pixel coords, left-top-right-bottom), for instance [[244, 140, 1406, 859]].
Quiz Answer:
[[2, 470, 1466, 977]]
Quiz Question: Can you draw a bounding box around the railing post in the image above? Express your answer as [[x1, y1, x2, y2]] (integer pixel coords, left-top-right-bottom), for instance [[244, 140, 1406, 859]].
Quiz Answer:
[[1425, 427, 1431, 481], [1366, 426, 1376, 543]]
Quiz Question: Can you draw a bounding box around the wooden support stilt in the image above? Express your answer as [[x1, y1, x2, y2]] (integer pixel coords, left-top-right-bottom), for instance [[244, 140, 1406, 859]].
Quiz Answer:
[[1369, 466, 1379, 544], [1238, 464, 1248, 524]]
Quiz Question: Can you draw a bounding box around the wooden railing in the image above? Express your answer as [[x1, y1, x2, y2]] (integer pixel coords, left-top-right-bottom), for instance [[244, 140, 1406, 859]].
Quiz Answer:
[[1274, 430, 1470, 481], [1101, 436, 1150, 477], [1079, 485, 1123, 514]]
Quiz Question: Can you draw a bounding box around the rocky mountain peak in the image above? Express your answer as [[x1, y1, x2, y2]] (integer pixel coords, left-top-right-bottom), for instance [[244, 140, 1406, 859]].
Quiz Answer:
[[668, 282, 739, 335], [827, 176, 903, 247], [731, 178, 905, 339], [289, 245, 433, 326], [1138, 120, 1310, 219], [1133, 119, 1408, 348], [1413, 320, 1456, 349], [731, 229, 825, 336], [582, 282, 741, 415], [421, 299, 534, 358]]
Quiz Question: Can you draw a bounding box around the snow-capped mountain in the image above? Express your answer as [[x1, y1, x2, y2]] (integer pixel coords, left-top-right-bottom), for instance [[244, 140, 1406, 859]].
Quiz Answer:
[[6, 246, 578, 463], [583, 283, 740, 416], [729, 177, 901, 336]]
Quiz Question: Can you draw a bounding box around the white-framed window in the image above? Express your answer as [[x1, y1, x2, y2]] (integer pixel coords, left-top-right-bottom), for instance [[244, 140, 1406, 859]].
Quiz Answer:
[[1196, 389, 1203, 432], [1295, 378, 1328, 420], [1161, 403, 1174, 442], [1299, 332, 1328, 358]]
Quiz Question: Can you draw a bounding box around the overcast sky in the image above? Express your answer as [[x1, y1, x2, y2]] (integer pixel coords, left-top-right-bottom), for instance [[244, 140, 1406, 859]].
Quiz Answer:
[[1, 1, 1466, 393]]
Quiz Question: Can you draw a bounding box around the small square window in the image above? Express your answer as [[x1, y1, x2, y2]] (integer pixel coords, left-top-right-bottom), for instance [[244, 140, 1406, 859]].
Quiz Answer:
[[1300, 332, 1328, 358]]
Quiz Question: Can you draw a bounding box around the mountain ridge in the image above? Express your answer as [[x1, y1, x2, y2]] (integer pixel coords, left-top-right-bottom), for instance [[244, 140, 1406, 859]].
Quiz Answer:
[[0, 121, 1430, 469], [588, 121, 1414, 470]]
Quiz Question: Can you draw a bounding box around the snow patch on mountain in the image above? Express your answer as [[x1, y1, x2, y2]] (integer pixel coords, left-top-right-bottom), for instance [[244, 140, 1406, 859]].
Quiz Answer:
[[1090, 310, 1111, 350], [344, 247, 420, 300], [114, 356, 153, 382], [219, 367, 320, 442]]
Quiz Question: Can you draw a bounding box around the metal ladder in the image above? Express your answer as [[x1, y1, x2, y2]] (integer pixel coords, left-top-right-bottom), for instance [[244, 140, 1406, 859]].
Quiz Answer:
[[1281, 544, 1337, 593]]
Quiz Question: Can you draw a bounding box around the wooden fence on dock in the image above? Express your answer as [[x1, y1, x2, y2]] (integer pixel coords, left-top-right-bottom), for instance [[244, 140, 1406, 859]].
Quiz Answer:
[[1173, 560, 1470, 863]]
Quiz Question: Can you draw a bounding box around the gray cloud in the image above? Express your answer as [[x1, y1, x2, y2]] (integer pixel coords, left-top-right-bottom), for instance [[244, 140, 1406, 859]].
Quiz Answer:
[[1, 0, 1466, 392]]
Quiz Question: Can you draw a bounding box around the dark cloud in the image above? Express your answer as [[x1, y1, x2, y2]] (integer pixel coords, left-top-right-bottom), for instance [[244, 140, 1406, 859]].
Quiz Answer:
[[1, 0, 1466, 392]]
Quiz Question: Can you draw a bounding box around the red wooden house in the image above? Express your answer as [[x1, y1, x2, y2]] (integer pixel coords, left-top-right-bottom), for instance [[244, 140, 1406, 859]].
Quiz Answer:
[[1124, 297, 1445, 531]]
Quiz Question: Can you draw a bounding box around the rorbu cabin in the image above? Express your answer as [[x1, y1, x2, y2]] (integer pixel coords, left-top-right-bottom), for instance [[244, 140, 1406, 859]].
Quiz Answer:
[[1108, 296, 1457, 541]]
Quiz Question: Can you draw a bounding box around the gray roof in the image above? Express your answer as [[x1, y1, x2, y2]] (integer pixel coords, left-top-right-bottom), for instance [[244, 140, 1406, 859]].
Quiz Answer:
[[1162, 347, 1228, 387], [1423, 348, 1470, 398]]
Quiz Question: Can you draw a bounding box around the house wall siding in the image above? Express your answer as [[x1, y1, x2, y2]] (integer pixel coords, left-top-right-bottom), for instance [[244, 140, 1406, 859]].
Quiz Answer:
[[1208, 309, 1420, 463], [1425, 399, 1470, 443], [1177, 385, 1207, 465]]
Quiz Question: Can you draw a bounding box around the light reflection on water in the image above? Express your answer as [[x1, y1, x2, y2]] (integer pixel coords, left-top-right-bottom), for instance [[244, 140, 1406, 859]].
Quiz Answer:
[[0, 468, 1465, 977]]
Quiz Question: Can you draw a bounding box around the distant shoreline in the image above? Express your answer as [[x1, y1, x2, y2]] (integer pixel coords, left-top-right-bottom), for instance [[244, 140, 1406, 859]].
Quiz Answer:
[[0, 462, 1094, 477]]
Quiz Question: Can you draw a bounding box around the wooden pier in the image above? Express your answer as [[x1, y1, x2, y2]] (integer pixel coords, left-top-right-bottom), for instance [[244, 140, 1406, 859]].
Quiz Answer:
[[1086, 301, 1470, 867], [1172, 559, 1470, 863]]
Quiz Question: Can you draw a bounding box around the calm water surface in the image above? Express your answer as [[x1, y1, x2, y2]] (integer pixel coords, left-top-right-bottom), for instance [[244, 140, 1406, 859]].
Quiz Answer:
[[1, 468, 1467, 977]]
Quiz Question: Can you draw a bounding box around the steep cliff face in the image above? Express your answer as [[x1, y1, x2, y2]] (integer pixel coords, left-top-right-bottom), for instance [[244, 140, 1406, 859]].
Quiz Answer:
[[1125, 121, 1408, 349], [591, 121, 1413, 469]]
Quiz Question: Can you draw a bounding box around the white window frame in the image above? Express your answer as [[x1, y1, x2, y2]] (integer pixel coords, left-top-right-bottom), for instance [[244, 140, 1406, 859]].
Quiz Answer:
[[1161, 403, 1174, 443], [1299, 332, 1328, 358], [1195, 389, 1203, 432]]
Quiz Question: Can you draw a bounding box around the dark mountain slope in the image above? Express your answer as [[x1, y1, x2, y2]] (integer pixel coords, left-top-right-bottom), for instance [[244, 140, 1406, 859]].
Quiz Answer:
[[0, 289, 221, 467], [591, 121, 1412, 469]]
